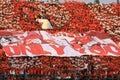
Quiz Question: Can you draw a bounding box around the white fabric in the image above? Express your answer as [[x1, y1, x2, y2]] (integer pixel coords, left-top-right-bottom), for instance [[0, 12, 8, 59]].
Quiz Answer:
[[36, 19, 53, 29], [1, 31, 120, 57]]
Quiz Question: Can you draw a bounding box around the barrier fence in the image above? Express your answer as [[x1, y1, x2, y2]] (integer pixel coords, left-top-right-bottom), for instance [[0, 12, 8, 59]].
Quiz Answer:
[[0, 74, 120, 80]]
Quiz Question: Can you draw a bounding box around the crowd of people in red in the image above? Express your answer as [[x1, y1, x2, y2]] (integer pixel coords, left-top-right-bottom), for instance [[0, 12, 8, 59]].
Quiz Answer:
[[0, 0, 120, 80], [0, 1, 120, 38], [1, 1, 102, 32], [0, 52, 120, 80], [1, 1, 120, 41], [88, 3, 120, 41], [1, 0, 70, 31]]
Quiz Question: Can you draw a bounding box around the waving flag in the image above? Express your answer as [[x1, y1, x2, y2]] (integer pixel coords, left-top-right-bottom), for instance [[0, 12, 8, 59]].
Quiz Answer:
[[0, 30, 120, 57]]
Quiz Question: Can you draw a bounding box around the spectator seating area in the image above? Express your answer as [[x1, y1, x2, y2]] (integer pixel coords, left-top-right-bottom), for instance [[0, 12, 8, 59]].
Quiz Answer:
[[88, 3, 120, 40], [0, 0, 120, 80], [0, 52, 120, 80], [0, 1, 120, 41]]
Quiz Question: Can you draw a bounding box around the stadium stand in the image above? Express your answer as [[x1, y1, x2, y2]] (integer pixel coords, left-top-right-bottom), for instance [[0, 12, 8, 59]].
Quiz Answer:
[[0, 52, 120, 80], [0, 0, 120, 80], [88, 3, 120, 40]]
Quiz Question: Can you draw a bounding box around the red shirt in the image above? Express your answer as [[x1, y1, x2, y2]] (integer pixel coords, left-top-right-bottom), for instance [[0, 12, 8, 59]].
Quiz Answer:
[[33, 68, 37, 74], [29, 68, 34, 74]]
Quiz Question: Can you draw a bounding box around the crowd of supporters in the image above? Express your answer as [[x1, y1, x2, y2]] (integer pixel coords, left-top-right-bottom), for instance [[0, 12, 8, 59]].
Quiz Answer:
[[0, 1, 120, 41], [0, 51, 120, 80], [0, 0, 120, 80], [1, 1, 102, 32], [88, 3, 120, 41], [0, 1, 70, 31]]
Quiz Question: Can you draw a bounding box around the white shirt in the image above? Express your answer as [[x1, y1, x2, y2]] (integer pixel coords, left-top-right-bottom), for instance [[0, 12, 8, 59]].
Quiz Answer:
[[84, 63, 88, 69]]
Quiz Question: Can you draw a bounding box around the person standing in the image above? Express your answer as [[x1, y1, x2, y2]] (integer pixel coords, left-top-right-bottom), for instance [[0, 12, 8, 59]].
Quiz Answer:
[[3, 72, 8, 80]]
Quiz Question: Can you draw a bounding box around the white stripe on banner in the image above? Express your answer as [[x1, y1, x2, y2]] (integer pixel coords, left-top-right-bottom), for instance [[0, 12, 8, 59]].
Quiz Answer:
[[1, 30, 120, 57]]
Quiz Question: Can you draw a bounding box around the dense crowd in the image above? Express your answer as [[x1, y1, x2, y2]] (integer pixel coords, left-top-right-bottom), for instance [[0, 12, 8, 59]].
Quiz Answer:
[[1, 1, 120, 41], [0, 1, 70, 31], [0, 50, 120, 80], [12, 1, 71, 30], [0, 1, 103, 32], [0, 0, 120, 80], [88, 3, 120, 40]]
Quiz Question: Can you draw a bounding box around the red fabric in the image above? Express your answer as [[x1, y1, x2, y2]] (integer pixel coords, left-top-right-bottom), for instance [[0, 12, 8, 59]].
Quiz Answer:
[[51, 45, 64, 55], [89, 45, 106, 55], [104, 44, 120, 55], [0, 49, 3, 54]]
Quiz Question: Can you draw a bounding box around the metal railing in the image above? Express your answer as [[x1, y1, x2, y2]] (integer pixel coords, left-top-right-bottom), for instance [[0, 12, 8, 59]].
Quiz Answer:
[[0, 74, 120, 80]]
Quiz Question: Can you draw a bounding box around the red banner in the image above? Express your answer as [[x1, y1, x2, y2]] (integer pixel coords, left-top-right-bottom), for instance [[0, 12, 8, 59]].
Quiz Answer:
[[1, 31, 120, 57]]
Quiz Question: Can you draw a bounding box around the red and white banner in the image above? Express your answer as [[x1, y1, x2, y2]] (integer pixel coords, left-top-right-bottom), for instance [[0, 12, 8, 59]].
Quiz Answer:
[[1, 30, 120, 57]]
